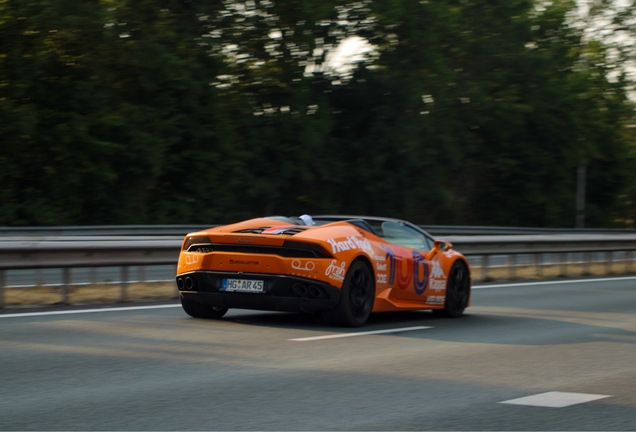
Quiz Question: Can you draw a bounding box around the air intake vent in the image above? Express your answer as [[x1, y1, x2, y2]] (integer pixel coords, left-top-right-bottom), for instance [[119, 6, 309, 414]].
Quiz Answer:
[[233, 227, 270, 234], [233, 226, 308, 236], [268, 227, 308, 235]]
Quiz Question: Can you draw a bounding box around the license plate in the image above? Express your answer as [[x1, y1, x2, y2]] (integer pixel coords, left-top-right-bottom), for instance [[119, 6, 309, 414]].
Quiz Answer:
[[222, 279, 265, 293]]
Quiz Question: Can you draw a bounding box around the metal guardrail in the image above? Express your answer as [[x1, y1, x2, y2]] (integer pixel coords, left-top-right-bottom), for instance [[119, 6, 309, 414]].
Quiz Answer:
[[0, 237, 183, 307], [2, 233, 636, 308], [0, 237, 182, 269], [441, 234, 636, 281], [441, 234, 636, 254], [0, 226, 215, 237]]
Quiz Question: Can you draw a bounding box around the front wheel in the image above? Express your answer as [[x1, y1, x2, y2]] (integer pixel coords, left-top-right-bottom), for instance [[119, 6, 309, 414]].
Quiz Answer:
[[180, 296, 228, 319], [322, 260, 375, 327], [434, 261, 470, 318]]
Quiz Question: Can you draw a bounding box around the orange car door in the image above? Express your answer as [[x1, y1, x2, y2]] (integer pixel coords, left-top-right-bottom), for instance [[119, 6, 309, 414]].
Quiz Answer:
[[382, 244, 431, 302]]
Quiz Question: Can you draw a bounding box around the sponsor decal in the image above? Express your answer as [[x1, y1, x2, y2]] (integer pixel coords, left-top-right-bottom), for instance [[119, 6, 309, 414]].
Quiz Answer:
[[431, 260, 445, 278], [382, 244, 397, 286], [376, 263, 387, 271], [229, 259, 259, 265], [377, 274, 388, 284], [427, 295, 445, 305], [429, 261, 447, 291], [325, 260, 346, 282], [236, 238, 254, 243], [381, 244, 430, 295], [327, 236, 373, 254], [412, 251, 429, 295], [430, 280, 446, 290], [373, 255, 386, 261], [184, 255, 200, 265], [443, 249, 459, 259], [291, 260, 315, 271]]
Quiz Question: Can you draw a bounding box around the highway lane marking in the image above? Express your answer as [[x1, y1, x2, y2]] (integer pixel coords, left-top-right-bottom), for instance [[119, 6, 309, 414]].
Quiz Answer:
[[500, 391, 611, 408], [474, 275, 636, 289], [289, 326, 433, 341], [0, 304, 181, 319]]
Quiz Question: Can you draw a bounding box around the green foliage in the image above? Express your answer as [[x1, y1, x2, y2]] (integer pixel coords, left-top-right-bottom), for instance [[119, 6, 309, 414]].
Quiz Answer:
[[0, 0, 634, 227]]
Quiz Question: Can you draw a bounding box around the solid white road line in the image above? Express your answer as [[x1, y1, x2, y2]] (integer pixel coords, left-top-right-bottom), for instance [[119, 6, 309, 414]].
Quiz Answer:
[[289, 326, 433, 341], [474, 275, 636, 289], [0, 304, 181, 319], [500, 391, 611, 408]]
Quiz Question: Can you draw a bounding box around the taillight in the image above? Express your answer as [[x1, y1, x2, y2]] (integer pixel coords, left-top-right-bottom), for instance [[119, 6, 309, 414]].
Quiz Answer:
[[283, 240, 332, 258], [183, 236, 210, 251]]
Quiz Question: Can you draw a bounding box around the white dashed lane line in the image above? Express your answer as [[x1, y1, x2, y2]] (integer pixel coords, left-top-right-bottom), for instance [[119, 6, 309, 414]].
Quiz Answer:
[[289, 326, 433, 341], [500, 391, 612, 408]]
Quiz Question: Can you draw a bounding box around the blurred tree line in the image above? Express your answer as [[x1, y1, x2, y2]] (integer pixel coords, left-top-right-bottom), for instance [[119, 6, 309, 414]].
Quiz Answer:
[[1, 0, 635, 227]]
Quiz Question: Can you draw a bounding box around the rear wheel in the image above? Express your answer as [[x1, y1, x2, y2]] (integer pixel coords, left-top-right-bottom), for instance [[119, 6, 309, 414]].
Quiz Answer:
[[434, 261, 470, 318], [322, 260, 375, 327], [180, 296, 228, 319]]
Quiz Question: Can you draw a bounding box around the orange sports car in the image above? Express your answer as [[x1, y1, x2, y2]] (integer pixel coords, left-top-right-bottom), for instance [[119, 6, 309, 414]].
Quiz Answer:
[[176, 215, 471, 327]]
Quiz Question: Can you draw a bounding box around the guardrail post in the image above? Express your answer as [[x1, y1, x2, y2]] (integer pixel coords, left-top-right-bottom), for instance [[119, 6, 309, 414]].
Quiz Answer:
[[507, 255, 515, 280], [0, 270, 5, 309], [606, 251, 613, 275], [534, 254, 542, 277], [482, 255, 489, 281], [139, 266, 146, 283], [62, 268, 71, 305], [89, 267, 97, 284], [582, 252, 589, 275], [120, 266, 129, 302], [560, 253, 568, 277]]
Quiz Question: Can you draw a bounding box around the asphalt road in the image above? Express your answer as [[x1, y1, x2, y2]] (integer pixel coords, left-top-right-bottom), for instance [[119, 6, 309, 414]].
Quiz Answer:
[[1, 276, 635, 430]]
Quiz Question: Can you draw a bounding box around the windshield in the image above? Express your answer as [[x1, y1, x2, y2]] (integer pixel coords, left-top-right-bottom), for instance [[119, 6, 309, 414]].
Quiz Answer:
[[379, 221, 432, 250]]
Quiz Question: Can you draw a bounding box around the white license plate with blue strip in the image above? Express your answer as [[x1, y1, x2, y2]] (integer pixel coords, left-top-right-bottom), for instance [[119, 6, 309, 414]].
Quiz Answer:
[[222, 279, 265, 293]]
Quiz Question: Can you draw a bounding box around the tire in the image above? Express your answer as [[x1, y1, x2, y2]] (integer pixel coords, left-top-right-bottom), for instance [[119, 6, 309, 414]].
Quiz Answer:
[[180, 296, 228, 319], [322, 260, 375, 327], [434, 260, 470, 318]]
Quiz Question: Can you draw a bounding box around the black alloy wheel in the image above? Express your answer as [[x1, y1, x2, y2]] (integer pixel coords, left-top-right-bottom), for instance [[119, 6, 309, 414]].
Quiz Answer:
[[435, 260, 470, 318], [180, 296, 228, 319], [322, 260, 375, 327]]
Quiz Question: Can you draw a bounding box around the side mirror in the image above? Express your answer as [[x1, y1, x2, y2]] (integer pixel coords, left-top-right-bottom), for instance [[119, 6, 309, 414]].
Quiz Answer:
[[435, 240, 452, 252], [425, 240, 453, 260]]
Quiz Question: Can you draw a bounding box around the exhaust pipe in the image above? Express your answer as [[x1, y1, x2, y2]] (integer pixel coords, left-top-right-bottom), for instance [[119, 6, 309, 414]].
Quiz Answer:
[[293, 283, 308, 298], [177, 277, 185, 290], [185, 277, 195, 290], [308, 286, 322, 299]]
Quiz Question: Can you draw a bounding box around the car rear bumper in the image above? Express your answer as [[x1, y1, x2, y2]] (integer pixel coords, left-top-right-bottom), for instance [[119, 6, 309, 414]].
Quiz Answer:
[[177, 271, 341, 313]]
